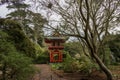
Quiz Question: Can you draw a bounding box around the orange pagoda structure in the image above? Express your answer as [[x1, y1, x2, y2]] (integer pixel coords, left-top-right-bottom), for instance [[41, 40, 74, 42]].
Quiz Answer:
[[45, 32, 65, 62]]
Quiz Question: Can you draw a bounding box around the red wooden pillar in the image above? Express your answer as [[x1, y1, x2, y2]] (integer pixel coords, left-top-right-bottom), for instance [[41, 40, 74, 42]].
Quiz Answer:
[[59, 51, 62, 62], [50, 51, 53, 62], [45, 37, 65, 63]]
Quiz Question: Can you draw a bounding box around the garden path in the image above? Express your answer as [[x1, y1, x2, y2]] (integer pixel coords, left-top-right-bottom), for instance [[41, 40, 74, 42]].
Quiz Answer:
[[32, 64, 67, 80]]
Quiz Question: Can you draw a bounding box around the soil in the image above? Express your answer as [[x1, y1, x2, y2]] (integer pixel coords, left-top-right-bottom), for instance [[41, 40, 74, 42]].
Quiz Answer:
[[32, 64, 66, 80], [31, 64, 120, 80]]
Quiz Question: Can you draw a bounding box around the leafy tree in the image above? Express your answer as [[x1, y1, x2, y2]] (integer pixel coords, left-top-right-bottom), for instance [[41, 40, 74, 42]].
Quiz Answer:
[[6, 1, 47, 46], [6, 1, 31, 34], [33, 0, 120, 80], [0, 18, 36, 58], [27, 12, 47, 46], [0, 30, 35, 80]]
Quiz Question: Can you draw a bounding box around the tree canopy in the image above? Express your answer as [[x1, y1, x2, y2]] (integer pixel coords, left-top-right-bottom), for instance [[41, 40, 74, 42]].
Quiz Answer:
[[0, 18, 36, 58]]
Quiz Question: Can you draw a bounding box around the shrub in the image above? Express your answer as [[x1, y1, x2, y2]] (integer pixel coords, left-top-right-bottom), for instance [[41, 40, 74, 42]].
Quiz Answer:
[[34, 49, 49, 64], [61, 53, 79, 72], [51, 53, 99, 74], [77, 55, 99, 74], [0, 30, 35, 80], [2, 52, 35, 80], [0, 19, 36, 58]]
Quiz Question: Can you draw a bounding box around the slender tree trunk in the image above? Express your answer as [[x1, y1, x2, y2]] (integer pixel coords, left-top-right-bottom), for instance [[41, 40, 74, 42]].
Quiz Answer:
[[92, 53, 113, 80]]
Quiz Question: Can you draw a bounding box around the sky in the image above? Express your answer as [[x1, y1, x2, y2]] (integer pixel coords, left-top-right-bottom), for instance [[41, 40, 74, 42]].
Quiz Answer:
[[0, 4, 10, 18], [0, 0, 61, 24], [0, 0, 30, 18]]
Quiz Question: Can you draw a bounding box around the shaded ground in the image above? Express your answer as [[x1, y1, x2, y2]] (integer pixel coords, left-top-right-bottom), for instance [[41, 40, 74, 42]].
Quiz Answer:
[[109, 65, 120, 80], [31, 64, 120, 80], [32, 64, 66, 80]]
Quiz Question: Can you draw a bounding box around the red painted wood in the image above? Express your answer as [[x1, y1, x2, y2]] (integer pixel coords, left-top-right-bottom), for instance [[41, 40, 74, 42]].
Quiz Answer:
[[45, 37, 65, 62], [49, 51, 63, 63]]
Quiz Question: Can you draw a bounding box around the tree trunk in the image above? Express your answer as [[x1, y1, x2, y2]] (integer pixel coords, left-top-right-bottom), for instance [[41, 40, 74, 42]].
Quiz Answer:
[[92, 53, 113, 80]]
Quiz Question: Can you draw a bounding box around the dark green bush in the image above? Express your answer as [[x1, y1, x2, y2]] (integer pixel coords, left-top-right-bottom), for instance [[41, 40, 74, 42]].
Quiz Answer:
[[0, 30, 35, 80], [34, 50, 49, 64], [78, 55, 99, 74], [0, 19, 36, 58]]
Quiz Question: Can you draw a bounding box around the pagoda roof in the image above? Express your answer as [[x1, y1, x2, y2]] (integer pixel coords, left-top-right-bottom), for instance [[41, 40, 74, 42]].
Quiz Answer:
[[45, 37, 65, 43], [45, 37, 65, 40]]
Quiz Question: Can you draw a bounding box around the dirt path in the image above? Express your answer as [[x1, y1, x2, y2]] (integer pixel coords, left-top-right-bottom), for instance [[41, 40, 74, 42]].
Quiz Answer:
[[32, 64, 67, 80], [31, 64, 112, 80], [31, 64, 94, 80]]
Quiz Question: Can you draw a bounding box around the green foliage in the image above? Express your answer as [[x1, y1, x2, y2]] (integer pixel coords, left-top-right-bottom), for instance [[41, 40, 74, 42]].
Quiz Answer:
[[0, 18, 36, 58], [27, 12, 47, 46], [6, 2, 47, 46], [34, 44, 49, 64], [33, 42, 49, 64], [51, 52, 99, 74], [34, 49, 49, 64], [61, 42, 98, 73], [105, 34, 120, 63], [0, 30, 35, 80], [2, 52, 35, 80], [7, 10, 28, 18], [64, 42, 83, 56], [0, 30, 8, 41], [34, 43, 44, 56], [98, 34, 120, 66], [99, 45, 112, 66], [0, 18, 22, 30], [78, 55, 99, 74], [61, 52, 80, 72], [104, 46, 111, 66], [51, 63, 63, 70]]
